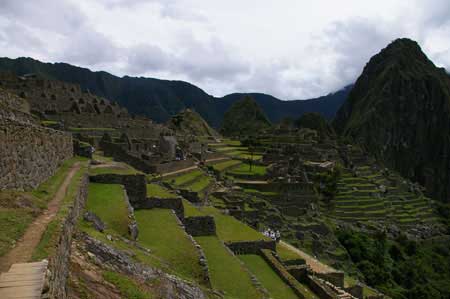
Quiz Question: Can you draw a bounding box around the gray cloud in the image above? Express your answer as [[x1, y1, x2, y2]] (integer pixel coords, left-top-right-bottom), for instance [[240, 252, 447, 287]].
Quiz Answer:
[[0, 0, 450, 100]]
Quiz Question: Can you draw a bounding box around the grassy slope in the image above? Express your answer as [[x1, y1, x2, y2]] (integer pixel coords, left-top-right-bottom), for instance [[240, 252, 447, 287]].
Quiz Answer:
[[212, 160, 242, 171], [165, 169, 203, 186], [196, 236, 263, 299], [228, 163, 267, 176], [146, 183, 175, 198], [135, 209, 204, 284], [85, 183, 129, 237], [240, 254, 298, 299]]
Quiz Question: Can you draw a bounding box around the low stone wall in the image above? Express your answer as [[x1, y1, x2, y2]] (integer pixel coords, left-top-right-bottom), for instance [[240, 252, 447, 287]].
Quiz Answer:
[[183, 216, 216, 236], [0, 106, 73, 190], [226, 240, 276, 255], [316, 271, 345, 288], [304, 275, 336, 299], [123, 188, 138, 240], [89, 174, 146, 205], [345, 284, 364, 299], [179, 189, 201, 203], [260, 249, 308, 299], [47, 173, 88, 299], [138, 197, 185, 219]]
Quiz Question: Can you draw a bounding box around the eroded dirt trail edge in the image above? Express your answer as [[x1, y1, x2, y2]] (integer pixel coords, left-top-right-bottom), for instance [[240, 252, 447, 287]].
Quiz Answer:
[[0, 162, 81, 273]]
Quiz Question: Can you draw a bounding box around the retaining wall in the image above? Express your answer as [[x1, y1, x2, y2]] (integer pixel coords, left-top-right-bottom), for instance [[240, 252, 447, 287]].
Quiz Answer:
[[0, 106, 73, 190], [47, 173, 88, 299]]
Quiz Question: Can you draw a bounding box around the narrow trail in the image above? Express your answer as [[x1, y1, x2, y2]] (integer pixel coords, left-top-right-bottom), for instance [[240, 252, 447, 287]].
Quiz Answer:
[[279, 241, 336, 274], [160, 165, 198, 177], [0, 162, 81, 273]]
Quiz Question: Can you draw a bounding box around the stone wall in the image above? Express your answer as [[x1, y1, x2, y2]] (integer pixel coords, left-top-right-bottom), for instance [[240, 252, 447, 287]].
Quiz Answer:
[[0, 103, 73, 190], [138, 197, 185, 219], [316, 271, 345, 288], [260, 249, 309, 299], [101, 141, 156, 173], [304, 275, 336, 299], [226, 240, 276, 255], [47, 173, 88, 299], [183, 216, 216, 236]]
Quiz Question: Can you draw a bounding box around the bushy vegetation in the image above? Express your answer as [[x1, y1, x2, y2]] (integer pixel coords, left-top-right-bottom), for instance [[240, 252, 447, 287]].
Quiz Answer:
[[315, 165, 341, 202], [337, 230, 450, 299]]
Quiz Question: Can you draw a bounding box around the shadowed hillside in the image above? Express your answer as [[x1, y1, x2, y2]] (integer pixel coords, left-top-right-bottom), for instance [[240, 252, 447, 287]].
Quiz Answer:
[[0, 57, 351, 127]]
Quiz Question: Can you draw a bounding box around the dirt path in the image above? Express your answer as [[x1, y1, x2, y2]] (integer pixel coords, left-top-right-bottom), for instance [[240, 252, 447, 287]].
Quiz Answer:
[[0, 163, 81, 273], [204, 157, 230, 163], [279, 241, 336, 274], [160, 165, 198, 178]]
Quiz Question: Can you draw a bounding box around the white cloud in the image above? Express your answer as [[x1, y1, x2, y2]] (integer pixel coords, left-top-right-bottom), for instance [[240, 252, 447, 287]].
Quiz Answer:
[[0, 0, 449, 99]]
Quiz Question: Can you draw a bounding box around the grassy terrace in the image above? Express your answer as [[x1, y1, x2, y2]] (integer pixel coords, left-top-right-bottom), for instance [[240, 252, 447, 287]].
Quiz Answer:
[[89, 163, 141, 176], [85, 183, 129, 237], [182, 200, 267, 242], [227, 163, 266, 176], [146, 183, 175, 198], [164, 169, 203, 186], [0, 156, 86, 258], [240, 254, 298, 299], [185, 175, 214, 192], [196, 236, 263, 299], [211, 160, 242, 172], [135, 209, 205, 284]]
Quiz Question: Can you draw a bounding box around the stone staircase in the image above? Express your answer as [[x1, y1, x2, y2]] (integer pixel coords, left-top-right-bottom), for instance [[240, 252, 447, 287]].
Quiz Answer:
[[0, 260, 48, 299]]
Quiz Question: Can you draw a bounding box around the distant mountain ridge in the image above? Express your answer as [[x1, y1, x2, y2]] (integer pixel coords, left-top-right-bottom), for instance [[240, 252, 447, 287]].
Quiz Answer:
[[0, 57, 351, 127]]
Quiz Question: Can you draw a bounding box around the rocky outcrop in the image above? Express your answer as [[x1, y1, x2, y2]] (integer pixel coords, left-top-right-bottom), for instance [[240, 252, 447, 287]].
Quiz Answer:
[[334, 38, 450, 202], [80, 233, 207, 299]]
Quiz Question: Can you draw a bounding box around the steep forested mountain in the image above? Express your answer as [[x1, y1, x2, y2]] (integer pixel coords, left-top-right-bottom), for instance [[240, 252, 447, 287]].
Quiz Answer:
[[0, 57, 350, 127], [334, 38, 450, 202]]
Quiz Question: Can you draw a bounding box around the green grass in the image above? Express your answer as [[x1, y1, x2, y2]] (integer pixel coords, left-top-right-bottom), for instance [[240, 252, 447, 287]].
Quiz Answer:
[[183, 199, 206, 217], [103, 271, 149, 299], [212, 160, 242, 171], [201, 206, 268, 242], [0, 210, 34, 257], [276, 243, 305, 262], [165, 169, 203, 186], [85, 183, 129, 237], [186, 176, 213, 192], [228, 163, 266, 176], [240, 255, 298, 299], [195, 236, 262, 299], [146, 183, 175, 198], [33, 160, 89, 261], [135, 209, 204, 284], [79, 220, 168, 273], [89, 163, 141, 175]]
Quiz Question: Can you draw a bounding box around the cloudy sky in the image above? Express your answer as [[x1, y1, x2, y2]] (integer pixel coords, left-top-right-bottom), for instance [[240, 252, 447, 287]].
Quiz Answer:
[[0, 0, 449, 100]]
